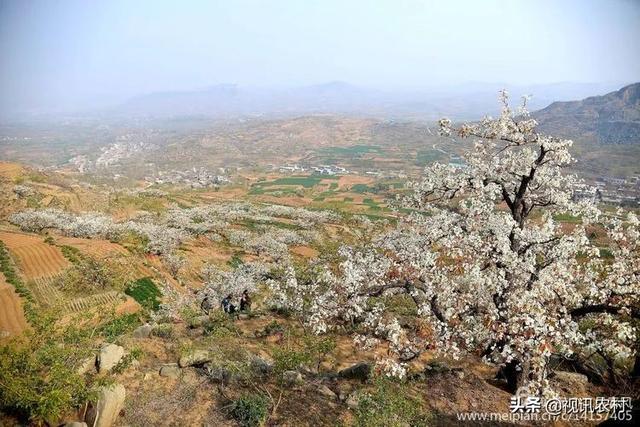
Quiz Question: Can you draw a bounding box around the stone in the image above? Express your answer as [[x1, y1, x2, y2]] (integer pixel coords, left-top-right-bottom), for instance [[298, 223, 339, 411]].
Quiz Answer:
[[345, 392, 359, 409], [250, 355, 274, 375], [97, 344, 125, 373], [204, 363, 232, 384], [178, 349, 212, 367], [85, 383, 126, 427], [159, 363, 181, 379], [65, 422, 87, 427], [317, 385, 337, 399], [282, 370, 303, 385], [77, 356, 96, 375], [132, 324, 153, 339], [337, 384, 353, 402], [338, 362, 371, 381]]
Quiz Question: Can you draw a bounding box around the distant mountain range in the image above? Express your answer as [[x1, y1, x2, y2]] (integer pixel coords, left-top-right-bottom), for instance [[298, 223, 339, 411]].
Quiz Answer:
[[534, 83, 640, 144], [113, 81, 628, 121]]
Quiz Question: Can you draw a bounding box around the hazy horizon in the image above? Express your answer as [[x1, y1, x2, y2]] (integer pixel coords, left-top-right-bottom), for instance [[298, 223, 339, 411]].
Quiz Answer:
[[1, 0, 639, 116]]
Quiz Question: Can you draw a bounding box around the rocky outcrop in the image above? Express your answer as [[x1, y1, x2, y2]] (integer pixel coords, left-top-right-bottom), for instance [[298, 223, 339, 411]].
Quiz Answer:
[[178, 349, 212, 367], [282, 370, 303, 385], [316, 385, 337, 399], [132, 324, 153, 339], [338, 362, 371, 381], [159, 363, 181, 379], [250, 355, 274, 376], [77, 356, 96, 375], [85, 383, 126, 427], [204, 362, 233, 384], [97, 344, 125, 373]]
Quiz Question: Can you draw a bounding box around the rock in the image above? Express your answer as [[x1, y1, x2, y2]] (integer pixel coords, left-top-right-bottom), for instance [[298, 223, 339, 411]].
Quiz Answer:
[[337, 384, 353, 402], [204, 363, 232, 384], [65, 422, 87, 427], [338, 362, 371, 381], [178, 349, 212, 367], [282, 370, 303, 385], [97, 344, 125, 373], [159, 363, 181, 379], [345, 392, 359, 409], [317, 385, 337, 399], [237, 313, 250, 320], [132, 324, 153, 339], [77, 356, 96, 375], [85, 383, 126, 427], [250, 355, 274, 375]]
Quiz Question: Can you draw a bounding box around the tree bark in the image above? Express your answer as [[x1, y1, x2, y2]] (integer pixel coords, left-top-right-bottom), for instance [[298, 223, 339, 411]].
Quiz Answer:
[[500, 359, 529, 393]]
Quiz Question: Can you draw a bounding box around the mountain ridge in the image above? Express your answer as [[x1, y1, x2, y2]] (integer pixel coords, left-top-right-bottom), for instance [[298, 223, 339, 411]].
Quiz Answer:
[[534, 82, 640, 144]]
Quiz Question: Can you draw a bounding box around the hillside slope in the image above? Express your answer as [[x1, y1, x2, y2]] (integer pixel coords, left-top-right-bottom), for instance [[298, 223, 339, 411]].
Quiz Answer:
[[534, 82, 640, 144]]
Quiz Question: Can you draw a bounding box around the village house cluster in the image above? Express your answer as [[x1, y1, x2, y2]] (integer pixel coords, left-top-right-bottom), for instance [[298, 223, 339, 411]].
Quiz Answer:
[[573, 175, 640, 207], [146, 167, 231, 188], [277, 163, 349, 175]]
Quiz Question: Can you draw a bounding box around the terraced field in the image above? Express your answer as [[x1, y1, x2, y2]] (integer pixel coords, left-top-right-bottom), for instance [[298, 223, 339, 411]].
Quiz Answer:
[[56, 236, 130, 258], [29, 275, 64, 306], [0, 272, 28, 338], [63, 290, 126, 313], [0, 231, 70, 280]]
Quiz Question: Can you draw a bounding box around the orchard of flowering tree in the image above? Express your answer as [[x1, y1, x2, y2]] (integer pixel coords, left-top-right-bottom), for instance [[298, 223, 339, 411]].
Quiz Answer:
[[267, 93, 639, 396], [3, 2, 640, 424], [6, 94, 638, 401], [2, 93, 638, 427]]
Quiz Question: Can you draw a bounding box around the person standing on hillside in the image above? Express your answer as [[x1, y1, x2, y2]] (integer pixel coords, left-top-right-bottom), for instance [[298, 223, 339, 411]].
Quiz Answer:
[[239, 289, 251, 312], [221, 294, 236, 314]]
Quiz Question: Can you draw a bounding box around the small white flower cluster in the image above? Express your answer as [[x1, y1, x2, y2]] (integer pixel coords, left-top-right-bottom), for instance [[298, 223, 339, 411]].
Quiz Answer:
[[12, 185, 35, 198], [199, 262, 269, 302]]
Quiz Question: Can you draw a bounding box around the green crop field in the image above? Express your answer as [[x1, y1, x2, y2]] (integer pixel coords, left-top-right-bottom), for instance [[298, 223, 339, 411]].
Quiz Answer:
[[125, 277, 162, 311], [253, 176, 323, 188], [320, 144, 382, 156]]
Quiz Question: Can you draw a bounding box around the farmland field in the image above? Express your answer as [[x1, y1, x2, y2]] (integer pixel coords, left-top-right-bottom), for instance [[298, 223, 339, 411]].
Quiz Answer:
[[0, 272, 28, 338], [56, 236, 130, 258], [0, 231, 70, 280]]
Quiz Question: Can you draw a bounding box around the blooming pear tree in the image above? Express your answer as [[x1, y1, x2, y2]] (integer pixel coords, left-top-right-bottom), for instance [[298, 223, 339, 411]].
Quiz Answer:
[[273, 92, 638, 395], [199, 261, 270, 303]]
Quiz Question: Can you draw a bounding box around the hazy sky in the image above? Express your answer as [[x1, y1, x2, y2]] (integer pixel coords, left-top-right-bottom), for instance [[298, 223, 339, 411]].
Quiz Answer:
[[1, 0, 639, 113]]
